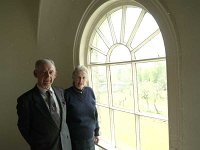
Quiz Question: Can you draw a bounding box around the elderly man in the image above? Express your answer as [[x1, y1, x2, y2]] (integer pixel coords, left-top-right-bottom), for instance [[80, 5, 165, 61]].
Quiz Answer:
[[17, 59, 71, 150]]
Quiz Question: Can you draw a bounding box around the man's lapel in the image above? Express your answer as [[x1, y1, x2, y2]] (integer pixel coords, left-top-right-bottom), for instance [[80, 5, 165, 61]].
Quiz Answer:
[[32, 86, 58, 127]]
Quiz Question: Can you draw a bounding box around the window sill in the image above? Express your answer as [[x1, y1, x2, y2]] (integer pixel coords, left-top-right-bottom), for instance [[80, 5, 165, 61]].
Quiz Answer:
[[96, 140, 117, 150]]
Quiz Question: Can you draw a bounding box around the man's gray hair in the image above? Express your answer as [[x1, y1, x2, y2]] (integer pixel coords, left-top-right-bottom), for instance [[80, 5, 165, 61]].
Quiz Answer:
[[72, 65, 88, 80], [35, 59, 56, 70]]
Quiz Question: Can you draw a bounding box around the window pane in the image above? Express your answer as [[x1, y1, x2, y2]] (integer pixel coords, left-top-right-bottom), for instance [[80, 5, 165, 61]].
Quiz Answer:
[[114, 110, 136, 150], [110, 8, 122, 43], [92, 31, 109, 54], [124, 7, 142, 43], [134, 33, 166, 60], [99, 18, 113, 46], [136, 61, 168, 116], [91, 49, 106, 63], [91, 66, 108, 105], [110, 64, 134, 110], [110, 45, 131, 62], [140, 116, 169, 150], [131, 13, 159, 49], [97, 106, 112, 143]]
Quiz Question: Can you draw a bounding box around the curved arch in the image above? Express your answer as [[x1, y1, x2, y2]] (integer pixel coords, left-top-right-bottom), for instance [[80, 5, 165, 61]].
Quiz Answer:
[[74, 0, 182, 149]]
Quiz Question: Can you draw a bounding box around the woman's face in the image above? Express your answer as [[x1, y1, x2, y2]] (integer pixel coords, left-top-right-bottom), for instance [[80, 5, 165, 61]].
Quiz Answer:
[[74, 71, 87, 90]]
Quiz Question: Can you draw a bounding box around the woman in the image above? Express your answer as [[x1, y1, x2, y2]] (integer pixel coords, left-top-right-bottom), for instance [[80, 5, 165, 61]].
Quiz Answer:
[[64, 65, 100, 150]]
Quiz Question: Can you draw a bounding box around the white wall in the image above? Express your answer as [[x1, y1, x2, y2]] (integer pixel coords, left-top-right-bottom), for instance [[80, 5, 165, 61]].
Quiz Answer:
[[163, 0, 200, 149], [0, 0, 38, 149], [0, 0, 200, 149]]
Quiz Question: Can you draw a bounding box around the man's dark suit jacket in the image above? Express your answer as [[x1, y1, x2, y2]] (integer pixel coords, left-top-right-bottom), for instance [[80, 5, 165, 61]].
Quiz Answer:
[[17, 86, 72, 150]]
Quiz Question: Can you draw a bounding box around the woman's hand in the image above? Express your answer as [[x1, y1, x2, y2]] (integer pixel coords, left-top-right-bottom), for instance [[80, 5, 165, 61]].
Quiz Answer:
[[94, 136, 99, 144]]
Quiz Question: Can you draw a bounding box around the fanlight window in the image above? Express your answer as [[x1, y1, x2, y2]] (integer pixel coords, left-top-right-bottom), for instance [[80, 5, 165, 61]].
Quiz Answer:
[[88, 5, 168, 150]]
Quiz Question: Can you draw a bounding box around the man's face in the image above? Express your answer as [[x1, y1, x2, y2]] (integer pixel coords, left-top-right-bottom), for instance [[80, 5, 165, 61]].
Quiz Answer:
[[74, 71, 87, 90], [34, 63, 56, 89]]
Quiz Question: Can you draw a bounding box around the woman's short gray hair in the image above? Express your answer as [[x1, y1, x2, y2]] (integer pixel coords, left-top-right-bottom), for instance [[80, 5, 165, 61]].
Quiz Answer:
[[72, 65, 88, 80]]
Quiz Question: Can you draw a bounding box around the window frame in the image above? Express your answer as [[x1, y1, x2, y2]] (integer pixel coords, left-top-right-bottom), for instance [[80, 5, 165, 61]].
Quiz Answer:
[[73, 0, 182, 150]]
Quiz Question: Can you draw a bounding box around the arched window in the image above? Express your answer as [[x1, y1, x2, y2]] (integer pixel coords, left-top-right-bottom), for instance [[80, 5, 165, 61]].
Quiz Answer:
[[74, 0, 181, 150]]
